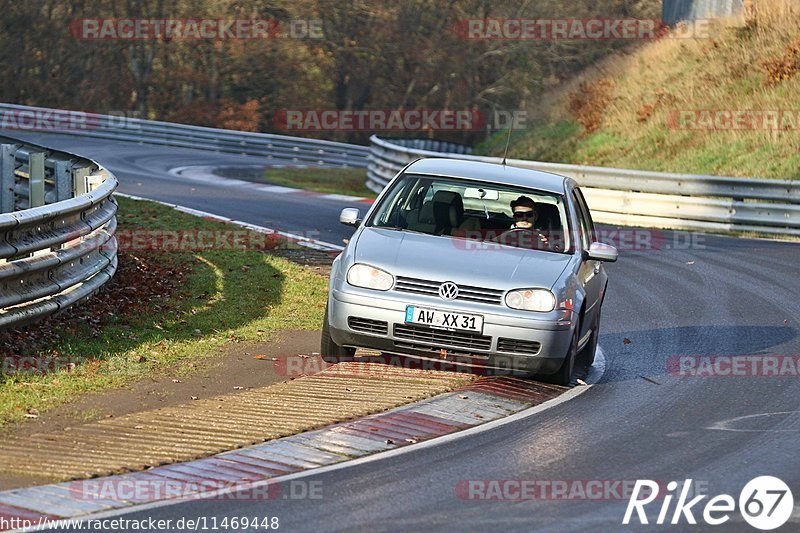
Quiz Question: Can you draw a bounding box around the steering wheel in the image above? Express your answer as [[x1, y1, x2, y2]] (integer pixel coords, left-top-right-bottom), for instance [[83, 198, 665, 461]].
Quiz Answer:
[[490, 227, 551, 250]]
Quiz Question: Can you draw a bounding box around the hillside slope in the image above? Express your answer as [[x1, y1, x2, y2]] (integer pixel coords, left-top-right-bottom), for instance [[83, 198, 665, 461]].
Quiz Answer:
[[482, 0, 800, 179]]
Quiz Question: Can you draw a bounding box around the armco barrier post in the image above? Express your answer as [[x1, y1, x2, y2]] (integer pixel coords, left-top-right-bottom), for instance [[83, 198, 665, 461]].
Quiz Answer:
[[54, 160, 72, 202], [28, 151, 45, 208], [73, 166, 89, 196], [0, 144, 14, 213]]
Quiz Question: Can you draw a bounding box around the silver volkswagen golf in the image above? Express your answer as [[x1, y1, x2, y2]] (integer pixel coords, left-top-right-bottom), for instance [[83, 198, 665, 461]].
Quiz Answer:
[[322, 158, 617, 385]]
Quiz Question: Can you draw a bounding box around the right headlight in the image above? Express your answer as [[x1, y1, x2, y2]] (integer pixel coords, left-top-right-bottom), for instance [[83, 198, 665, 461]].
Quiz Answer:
[[505, 288, 557, 312], [346, 263, 394, 291]]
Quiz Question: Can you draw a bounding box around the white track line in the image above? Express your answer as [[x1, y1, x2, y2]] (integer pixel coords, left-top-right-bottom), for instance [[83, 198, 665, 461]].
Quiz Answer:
[[167, 165, 372, 203], [116, 193, 344, 252]]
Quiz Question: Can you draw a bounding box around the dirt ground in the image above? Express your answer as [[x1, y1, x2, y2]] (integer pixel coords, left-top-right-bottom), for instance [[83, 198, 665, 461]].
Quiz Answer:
[[0, 238, 338, 490], [0, 328, 323, 490]]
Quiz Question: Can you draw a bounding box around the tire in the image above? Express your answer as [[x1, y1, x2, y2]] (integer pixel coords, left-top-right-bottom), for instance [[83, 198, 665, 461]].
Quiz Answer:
[[542, 321, 579, 386], [320, 304, 355, 364], [579, 310, 600, 367]]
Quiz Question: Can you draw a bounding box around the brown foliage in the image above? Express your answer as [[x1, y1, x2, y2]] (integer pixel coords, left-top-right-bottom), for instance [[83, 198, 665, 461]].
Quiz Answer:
[[216, 99, 262, 132], [0, 252, 188, 359], [165, 101, 220, 128], [762, 36, 800, 87], [568, 79, 614, 133], [0, 1, 659, 144]]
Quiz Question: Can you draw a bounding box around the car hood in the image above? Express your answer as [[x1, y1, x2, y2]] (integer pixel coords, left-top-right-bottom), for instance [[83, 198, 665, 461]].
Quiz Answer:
[[354, 227, 573, 290]]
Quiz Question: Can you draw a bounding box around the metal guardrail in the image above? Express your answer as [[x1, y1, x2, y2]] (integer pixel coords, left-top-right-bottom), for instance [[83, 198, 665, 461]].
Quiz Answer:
[[0, 134, 117, 329], [368, 135, 800, 237], [0, 103, 369, 168], [662, 0, 743, 25]]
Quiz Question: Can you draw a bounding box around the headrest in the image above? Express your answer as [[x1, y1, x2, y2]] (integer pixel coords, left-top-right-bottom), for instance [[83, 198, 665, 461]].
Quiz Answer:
[[431, 190, 463, 230]]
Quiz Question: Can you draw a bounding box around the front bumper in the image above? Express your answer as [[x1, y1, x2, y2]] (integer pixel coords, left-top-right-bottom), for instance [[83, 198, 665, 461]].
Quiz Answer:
[[328, 286, 575, 376]]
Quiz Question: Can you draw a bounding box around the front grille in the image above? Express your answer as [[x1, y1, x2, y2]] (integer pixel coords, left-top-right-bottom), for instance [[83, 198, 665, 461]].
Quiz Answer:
[[348, 317, 389, 335], [394, 276, 505, 305], [393, 323, 492, 351], [393, 341, 490, 360], [497, 338, 542, 355]]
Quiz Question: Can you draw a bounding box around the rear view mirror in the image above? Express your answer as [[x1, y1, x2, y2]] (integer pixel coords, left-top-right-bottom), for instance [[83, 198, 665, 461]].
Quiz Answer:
[[464, 187, 499, 200], [587, 242, 618, 262], [339, 208, 361, 227]]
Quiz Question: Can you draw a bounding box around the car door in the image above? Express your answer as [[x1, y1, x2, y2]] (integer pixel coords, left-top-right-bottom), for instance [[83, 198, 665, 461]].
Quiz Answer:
[[571, 187, 604, 337]]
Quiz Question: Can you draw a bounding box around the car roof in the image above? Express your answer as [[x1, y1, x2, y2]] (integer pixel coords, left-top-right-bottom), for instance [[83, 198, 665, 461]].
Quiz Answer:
[[403, 158, 568, 194]]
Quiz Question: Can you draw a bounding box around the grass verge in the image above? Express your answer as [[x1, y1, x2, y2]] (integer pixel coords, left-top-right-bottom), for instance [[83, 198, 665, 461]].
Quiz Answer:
[[479, 2, 800, 179], [0, 196, 328, 428], [263, 167, 375, 197]]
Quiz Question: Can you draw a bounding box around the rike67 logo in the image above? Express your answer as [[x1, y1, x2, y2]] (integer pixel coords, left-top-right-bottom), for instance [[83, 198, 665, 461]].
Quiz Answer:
[[623, 477, 794, 530]]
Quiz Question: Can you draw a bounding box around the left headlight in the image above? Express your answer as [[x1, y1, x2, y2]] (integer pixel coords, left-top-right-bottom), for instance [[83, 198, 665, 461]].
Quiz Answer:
[[505, 288, 557, 312], [346, 263, 394, 291]]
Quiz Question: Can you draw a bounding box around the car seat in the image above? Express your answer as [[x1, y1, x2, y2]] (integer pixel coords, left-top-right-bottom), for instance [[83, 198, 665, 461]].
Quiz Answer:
[[432, 190, 464, 235]]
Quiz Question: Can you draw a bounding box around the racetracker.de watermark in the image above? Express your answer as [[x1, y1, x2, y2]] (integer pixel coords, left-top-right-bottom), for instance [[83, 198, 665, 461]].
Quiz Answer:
[[455, 18, 714, 40], [273, 109, 486, 132], [0, 109, 140, 132], [667, 109, 800, 131], [455, 479, 702, 501], [274, 354, 532, 378], [1, 355, 78, 375], [113, 229, 280, 252], [668, 355, 800, 377], [70, 18, 323, 40], [449, 228, 705, 252], [96, 229, 326, 253], [68, 479, 321, 502]]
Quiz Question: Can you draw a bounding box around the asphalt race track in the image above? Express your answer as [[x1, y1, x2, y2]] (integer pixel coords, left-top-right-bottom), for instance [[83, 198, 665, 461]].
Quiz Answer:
[[1, 131, 366, 246], [6, 132, 800, 532]]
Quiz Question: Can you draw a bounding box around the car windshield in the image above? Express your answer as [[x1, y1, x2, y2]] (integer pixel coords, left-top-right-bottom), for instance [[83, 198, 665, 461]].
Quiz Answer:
[[368, 174, 572, 253]]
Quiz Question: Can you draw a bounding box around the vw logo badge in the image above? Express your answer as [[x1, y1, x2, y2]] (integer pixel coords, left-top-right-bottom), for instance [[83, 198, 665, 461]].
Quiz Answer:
[[438, 282, 459, 301]]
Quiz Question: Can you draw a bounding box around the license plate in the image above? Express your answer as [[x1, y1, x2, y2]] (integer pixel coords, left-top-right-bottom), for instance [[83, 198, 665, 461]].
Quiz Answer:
[[405, 306, 484, 333]]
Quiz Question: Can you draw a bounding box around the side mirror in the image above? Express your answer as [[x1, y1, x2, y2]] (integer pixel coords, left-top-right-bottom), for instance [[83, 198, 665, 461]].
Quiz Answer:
[[587, 241, 618, 262], [339, 208, 361, 227]]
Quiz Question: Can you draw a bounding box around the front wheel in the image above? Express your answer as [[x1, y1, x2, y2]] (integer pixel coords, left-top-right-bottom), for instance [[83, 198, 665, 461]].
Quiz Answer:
[[320, 304, 355, 364], [541, 322, 578, 386]]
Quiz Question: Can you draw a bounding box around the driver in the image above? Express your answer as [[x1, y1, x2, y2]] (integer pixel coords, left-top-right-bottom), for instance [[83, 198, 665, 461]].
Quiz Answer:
[[507, 195, 549, 249], [510, 195, 537, 229]]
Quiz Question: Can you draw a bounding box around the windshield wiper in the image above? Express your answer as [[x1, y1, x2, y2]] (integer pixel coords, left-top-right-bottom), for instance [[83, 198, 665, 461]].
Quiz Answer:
[[372, 225, 429, 236]]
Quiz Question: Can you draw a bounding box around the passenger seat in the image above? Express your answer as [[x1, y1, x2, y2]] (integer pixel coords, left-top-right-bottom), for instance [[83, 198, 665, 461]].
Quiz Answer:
[[405, 200, 436, 233], [432, 190, 465, 235]]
